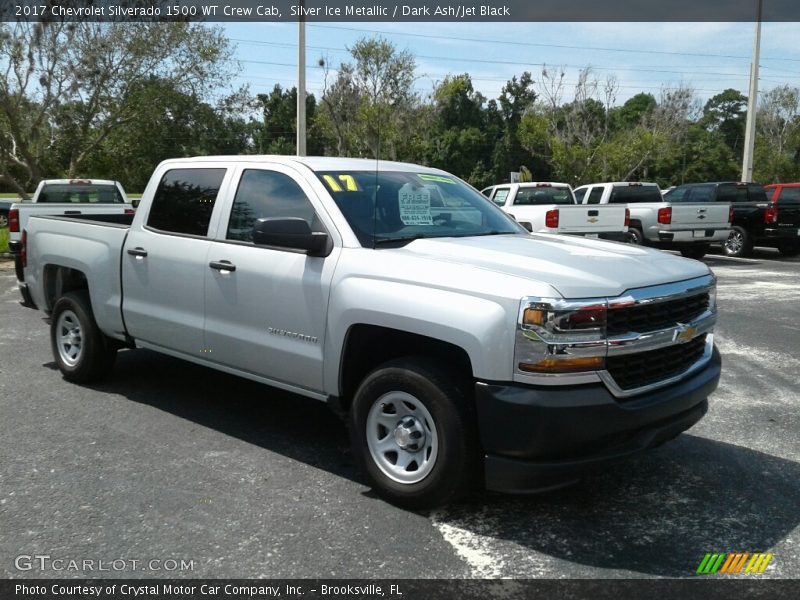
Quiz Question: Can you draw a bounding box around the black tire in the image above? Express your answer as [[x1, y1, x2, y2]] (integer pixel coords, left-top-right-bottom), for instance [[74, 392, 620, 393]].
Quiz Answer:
[[777, 242, 800, 257], [680, 244, 709, 260], [349, 357, 479, 509], [627, 227, 645, 245], [50, 291, 117, 383], [723, 226, 752, 257]]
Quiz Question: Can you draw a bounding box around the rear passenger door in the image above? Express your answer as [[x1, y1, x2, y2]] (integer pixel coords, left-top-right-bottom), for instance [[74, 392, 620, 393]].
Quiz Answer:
[[122, 166, 231, 356], [203, 165, 340, 394]]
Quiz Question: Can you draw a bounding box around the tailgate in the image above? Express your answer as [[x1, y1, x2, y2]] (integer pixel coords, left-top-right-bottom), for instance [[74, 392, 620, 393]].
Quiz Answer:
[[557, 205, 626, 234], [669, 203, 729, 228], [776, 200, 800, 234]]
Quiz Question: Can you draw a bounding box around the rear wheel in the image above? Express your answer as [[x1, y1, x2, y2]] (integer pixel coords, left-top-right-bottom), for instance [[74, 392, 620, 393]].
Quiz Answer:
[[349, 358, 478, 509], [680, 244, 709, 259], [778, 242, 800, 257], [723, 226, 752, 257], [627, 227, 645, 245], [51, 291, 117, 383]]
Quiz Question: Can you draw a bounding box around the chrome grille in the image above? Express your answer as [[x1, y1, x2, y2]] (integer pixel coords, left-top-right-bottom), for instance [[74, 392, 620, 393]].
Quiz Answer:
[[607, 292, 709, 336], [606, 334, 707, 392]]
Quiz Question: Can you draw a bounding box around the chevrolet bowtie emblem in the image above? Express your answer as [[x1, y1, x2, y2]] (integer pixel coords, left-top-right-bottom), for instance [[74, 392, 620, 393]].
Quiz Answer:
[[674, 324, 697, 343], [587, 217, 599, 223]]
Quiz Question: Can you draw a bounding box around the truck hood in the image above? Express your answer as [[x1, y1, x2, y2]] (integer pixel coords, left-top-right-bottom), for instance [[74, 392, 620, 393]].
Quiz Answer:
[[393, 233, 711, 298]]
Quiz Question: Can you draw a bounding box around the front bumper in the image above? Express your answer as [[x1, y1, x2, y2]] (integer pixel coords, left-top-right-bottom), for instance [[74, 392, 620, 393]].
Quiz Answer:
[[476, 347, 721, 493]]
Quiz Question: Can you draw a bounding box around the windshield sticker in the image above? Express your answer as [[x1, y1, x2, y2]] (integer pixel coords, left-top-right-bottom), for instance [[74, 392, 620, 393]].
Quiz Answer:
[[398, 183, 434, 226], [417, 173, 455, 185], [322, 174, 361, 192]]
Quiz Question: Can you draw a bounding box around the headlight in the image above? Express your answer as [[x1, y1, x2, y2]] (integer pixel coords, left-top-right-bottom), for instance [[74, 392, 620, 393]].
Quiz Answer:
[[516, 298, 607, 374]]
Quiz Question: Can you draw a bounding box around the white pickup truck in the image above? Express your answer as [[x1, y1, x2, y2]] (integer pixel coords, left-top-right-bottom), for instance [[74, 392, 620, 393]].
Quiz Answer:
[[14, 156, 721, 508], [574, 182, 732, 259], [481, 182, 629, 241], [8, 179, 133, 245]]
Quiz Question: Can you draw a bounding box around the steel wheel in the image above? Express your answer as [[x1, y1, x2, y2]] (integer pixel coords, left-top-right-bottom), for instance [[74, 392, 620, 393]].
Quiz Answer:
[[56, 309, 83, 367], [0, 213, 8, 229], [366, 391, 438, 485]]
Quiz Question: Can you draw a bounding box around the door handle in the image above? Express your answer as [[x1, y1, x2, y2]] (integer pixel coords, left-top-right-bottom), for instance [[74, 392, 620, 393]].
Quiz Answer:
[[64, 210, 82, 215], [209, 260, 236, 273], [127, 247, 148, 258]]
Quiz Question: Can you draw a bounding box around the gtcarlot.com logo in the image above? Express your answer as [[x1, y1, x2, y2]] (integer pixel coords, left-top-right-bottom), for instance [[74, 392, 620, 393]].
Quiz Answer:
[[15, 555, 195, 573], [696, 552, 774, 575]]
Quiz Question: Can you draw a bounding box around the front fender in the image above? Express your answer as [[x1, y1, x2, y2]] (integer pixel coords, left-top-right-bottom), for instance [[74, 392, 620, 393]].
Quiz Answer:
[[323, 276, 515, 394]]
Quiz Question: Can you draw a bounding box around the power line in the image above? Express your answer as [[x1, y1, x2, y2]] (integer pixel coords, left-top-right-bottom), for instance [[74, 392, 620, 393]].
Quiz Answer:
[[307, 24, 800, 64], [230, 37, 753, 78]]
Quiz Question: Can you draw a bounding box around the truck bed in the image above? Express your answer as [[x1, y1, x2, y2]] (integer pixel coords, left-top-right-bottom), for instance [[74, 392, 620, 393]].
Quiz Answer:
[[24, 214, 131, 339]]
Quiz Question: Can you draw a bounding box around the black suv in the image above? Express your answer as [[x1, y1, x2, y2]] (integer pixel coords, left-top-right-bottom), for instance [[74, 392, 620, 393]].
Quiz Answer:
[[664, 182, 799, 257]]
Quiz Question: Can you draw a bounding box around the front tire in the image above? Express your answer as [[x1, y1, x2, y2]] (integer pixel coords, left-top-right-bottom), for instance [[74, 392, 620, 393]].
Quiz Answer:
[[349, 358, 478, 509], [724, 226, 752, 257], [51, 291, 117, 383]]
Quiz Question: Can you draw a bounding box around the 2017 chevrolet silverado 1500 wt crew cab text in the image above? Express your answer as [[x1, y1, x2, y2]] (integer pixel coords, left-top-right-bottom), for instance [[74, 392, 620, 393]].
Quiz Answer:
[[16, 156, 721, 508], [575, 182, 732, 259], [481, 182, 629, 240]]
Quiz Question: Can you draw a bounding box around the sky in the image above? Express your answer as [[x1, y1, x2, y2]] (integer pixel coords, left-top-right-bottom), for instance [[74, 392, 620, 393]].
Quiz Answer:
[[220, 21, 800, 107]]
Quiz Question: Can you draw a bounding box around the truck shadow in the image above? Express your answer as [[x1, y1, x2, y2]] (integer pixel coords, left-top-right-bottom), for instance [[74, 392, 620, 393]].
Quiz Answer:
[[441, 435, 799, 577], [83, 349, 798, 578]]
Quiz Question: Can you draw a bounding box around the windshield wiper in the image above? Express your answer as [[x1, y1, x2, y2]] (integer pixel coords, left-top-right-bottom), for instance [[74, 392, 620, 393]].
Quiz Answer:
[[373, 234, 432, 246]]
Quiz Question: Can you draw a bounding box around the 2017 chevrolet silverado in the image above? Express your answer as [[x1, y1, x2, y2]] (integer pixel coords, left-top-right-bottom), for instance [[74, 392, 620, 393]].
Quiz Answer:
[[575, 182, 732, 259], [15, 157, 721, 508], [481, 182, 629, 240], [664, 181, 799, 257], [8, 179, 132, 245]]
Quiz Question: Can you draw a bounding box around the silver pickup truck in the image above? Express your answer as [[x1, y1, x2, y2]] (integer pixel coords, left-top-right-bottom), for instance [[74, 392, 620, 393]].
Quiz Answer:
[[15, 156, 721, 508], [575, 182, 732, 259], [7, 179, 133, 245]]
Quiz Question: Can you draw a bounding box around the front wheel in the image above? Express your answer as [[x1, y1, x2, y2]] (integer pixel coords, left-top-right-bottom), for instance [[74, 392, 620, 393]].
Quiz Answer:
[[51, 291, 117, 383], [349, 358, 478, 509]]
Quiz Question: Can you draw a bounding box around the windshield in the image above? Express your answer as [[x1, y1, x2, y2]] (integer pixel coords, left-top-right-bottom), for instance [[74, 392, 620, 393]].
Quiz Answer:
[[609, 185, 663, 204], [514, 186, 574, 205], [316, 170, 524, 246], [38, 184, 124, 204]]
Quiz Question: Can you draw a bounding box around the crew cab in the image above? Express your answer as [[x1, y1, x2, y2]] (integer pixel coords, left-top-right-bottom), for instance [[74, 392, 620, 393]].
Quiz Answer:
[[8, 179, 132, 245], [481, 182, 629, 241], [15, 156, 721, 508], [575, 182, 732, 259], [665, 182, 800, 257]]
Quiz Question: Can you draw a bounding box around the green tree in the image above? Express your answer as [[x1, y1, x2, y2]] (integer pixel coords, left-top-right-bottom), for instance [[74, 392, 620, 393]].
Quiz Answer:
[[0, 21, 233, 196], [701, 88, 747, 162], [256, 84, 322, 155]]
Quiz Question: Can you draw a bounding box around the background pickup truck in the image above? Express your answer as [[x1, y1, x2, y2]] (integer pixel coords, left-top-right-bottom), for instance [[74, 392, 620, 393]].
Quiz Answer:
[[15, 156, 721, 508], [8, 179, 133, 245], [575, 182, 732, 259], [481, 182, 629, 241], [664, 181, 800, 257]]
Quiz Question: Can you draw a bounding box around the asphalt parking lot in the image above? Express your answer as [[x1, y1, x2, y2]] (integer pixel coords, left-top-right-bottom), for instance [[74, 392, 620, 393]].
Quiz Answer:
[[1, 249, 798, 580]]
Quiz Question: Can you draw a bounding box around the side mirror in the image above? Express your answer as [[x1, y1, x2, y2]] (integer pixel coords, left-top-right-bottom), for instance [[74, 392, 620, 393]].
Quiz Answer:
[[253, 217, 329, 256], [131, 198, 141, 209]]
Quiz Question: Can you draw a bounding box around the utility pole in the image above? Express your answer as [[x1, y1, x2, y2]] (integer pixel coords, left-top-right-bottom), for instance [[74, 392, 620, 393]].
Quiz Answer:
[[741, 0, 763, 182], [297, 1, 307, 156]]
